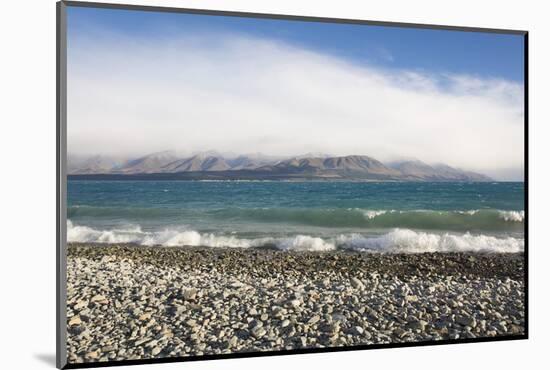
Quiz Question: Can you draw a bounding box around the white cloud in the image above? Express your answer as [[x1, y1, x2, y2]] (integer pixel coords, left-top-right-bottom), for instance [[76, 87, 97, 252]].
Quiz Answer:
[[67, 32, 524, 179]]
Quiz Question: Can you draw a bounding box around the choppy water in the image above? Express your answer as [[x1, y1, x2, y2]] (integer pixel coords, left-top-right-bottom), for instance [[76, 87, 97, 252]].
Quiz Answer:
[[67, 181, 525, 253]]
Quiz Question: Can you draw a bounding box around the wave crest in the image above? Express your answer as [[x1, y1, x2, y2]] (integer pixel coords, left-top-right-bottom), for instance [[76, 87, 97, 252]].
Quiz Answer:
[[69, 206, 524, 231], [498, 210, 525, 222]]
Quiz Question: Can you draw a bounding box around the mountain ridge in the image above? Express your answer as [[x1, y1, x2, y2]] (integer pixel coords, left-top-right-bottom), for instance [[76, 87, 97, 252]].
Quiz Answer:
[[68, 152, 493, 182]]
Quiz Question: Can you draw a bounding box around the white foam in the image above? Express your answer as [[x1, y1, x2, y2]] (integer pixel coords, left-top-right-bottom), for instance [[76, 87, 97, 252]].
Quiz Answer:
[[357, 209, 483, 219], [456, 210, 479, 215], [498, 210, 525, 222], [336, 229, 524, 253], [67, 220, 145, 244], [67, 221, 333, 251], [67, 221, 523, 253], [145, 229, 257, 248], [142, 229, 202, 247], [361, 210, 388, 220], [273, 235, 335, 251]]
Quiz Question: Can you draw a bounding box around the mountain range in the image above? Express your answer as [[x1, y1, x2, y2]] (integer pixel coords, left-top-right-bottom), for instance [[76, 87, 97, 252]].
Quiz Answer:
[[68, 151, 492, 182]]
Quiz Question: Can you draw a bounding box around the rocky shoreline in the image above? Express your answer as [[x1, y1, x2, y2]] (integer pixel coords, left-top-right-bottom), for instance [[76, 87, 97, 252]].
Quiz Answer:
[[66, 244, 525, 364]]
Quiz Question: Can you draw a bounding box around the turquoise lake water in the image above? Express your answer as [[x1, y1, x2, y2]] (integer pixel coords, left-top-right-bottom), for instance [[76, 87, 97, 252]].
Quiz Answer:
[[67, 181, 525, 253]]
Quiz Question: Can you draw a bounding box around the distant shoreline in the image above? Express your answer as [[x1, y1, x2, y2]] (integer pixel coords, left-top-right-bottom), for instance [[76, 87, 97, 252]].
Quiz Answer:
[[67, 173, 504, 182]]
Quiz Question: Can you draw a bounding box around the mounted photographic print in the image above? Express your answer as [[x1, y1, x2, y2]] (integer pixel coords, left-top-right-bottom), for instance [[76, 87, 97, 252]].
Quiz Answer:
[[57, 1, 527, 368]]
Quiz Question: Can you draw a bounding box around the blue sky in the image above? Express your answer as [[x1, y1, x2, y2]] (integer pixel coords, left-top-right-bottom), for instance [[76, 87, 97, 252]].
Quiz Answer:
[[66, 5, 525, 180], [68, 6, 524, 83]]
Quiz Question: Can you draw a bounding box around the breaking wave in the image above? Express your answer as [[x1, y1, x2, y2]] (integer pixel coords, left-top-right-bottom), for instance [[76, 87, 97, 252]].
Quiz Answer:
[[67, 221, 523, 253], [498, 210, 525, 222], [334, 230, 523, 253]]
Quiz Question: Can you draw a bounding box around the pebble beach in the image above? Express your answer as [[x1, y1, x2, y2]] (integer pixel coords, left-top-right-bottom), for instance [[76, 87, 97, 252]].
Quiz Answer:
[[66, 243, 525, 364]]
